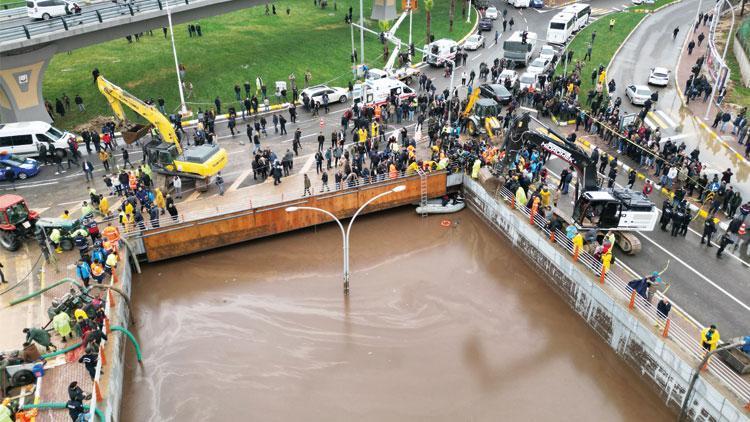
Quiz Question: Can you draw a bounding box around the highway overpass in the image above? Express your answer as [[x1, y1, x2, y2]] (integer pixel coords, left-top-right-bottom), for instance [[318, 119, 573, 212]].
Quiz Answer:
[[0, 0, 264, 123]]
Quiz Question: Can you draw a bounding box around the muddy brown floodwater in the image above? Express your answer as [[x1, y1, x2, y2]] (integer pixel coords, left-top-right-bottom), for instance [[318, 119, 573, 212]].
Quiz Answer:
[[122, 208, 674, 422]]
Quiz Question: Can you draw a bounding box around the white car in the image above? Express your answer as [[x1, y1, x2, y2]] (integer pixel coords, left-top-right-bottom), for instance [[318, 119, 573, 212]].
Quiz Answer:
[[485, 6, 499, 19], [27, 0, 77, 20], [647, 67, 671, 87], [497, 69, 518, 86], [301, 85, 350, 105], [463, 34, 486, 50], [527, 57, 550, 75], [625, 84, 653, 105], [539, 45, 558, 63], [518, 72, 537, 90]]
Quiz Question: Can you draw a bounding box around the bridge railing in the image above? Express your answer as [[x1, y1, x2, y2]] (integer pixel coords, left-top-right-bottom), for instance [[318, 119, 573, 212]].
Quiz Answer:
[[0, 0, 195, 45]]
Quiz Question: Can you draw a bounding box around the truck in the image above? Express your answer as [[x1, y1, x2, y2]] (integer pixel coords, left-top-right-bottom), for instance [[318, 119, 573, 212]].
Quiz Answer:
[[365, 66, 421, 85], [352, 78, 417, 107], [0, 194, 40, 252]]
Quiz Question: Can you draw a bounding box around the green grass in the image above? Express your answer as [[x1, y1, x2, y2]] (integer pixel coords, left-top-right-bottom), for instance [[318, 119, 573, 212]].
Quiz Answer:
[[558, 11, 645, 106], [627, 0, 677, 12], [0, 0, 24, 7], [724, 33, 750, 108], [43, 0, 475, 130]]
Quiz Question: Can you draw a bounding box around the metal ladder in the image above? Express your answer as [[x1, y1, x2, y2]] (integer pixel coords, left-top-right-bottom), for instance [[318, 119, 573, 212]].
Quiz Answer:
[[417, 169, 428, 217]]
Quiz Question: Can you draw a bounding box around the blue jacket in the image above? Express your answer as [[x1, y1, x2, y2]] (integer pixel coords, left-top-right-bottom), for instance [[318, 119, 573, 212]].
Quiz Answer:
[[76, 262, 91, 279]]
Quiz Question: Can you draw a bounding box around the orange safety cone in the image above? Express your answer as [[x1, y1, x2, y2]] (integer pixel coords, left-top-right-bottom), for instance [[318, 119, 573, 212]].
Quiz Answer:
[[661, 318, 671, 338], [628, 289, 637, 309], [530, 209, 536, 224], [549, 230, 556, 243], [104, 316, 110, 335], [100, 347, 107, 366], [599, 266, 606, 284], [573, 245, 580, 262], [510, 195, 516, 209], [107, 289, 115, 307], [94, 380, 103, 400]]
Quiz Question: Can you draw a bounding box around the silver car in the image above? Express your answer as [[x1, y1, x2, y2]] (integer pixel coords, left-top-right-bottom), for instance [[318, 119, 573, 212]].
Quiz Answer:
[[463, 34, 486, 51], [647, 67, 670, 87], [625, 84, 653, 105]]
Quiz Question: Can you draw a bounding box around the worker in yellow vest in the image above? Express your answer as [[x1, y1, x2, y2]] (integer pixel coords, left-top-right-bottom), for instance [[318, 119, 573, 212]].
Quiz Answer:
[[700, 325, 720, 351]]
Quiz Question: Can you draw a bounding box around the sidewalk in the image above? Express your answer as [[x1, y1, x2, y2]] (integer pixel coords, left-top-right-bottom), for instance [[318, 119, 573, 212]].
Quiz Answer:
[[675, 22, 750, 163]]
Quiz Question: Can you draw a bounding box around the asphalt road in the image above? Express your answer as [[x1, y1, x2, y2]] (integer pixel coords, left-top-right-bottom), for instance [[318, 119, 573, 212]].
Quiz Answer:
[[606, 0, 750, 200], [3, 0, 748, 336]]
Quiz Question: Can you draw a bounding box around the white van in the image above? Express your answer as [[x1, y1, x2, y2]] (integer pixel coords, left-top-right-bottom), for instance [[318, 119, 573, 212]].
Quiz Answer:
[[509, 0, 531, 8], [561, 3, 591, 32], [423, 39, 459, 67], [352, 78, 416, 106], [546, 12, 575, 44], [0, 121, 76, 158], [26, 0, 75, 20]]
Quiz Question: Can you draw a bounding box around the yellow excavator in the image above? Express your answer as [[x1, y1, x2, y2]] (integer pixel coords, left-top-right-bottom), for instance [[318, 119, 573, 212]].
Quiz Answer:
[[95, 73, 228, 187], [462, 88, 501, 138]]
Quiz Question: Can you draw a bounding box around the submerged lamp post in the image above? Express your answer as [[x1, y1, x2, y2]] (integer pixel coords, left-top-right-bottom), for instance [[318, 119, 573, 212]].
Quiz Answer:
[[286, 185, 406, 295]]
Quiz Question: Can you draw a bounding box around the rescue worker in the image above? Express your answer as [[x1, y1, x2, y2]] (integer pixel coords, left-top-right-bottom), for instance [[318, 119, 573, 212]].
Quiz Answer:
[[50, 228, 63, 253], [23, 327, 56, 352], [700, 325, 720, 351], [91, 259, 105, 284], [471, 158, 481, 179], [76, 259, 91, 287], [53, 311, 73, 343]]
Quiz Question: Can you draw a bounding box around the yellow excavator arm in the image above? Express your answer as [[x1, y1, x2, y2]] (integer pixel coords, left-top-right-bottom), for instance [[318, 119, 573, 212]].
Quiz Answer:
[[95, 75, 182, 155], [462, 88, 481, 117]]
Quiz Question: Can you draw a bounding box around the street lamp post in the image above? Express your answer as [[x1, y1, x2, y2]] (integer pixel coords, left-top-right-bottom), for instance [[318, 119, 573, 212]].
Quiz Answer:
[[467, 0, 472, 23], [164, 0, 188, 116], [359, 0, 365, 65], [703, 0, 735, 120], [678, 339, 750, 421], [286, 185, 406, 294]]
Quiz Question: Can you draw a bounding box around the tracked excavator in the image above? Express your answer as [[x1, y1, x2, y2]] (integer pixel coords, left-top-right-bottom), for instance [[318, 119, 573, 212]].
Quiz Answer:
[[94, 72, 227, 189], [502, 113, 658, 254], [462, 88, 502, 138]]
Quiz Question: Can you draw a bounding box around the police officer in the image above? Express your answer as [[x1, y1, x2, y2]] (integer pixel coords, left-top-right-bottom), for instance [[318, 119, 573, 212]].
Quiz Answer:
[[700, 214, 716, 246], [660, 200, 673, 231]]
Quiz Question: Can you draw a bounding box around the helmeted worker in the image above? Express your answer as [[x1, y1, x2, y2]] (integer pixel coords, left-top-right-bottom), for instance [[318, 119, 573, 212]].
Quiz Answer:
[[700, 325, 720, 351], [515, 185, 528, 207], [99, 195, 110, 216], [471, 158, 481, 179], [572, 232, 584, 255], [0, 398, 13, 422], [91, 260, 105, 284], [49, 228, 62, 253]]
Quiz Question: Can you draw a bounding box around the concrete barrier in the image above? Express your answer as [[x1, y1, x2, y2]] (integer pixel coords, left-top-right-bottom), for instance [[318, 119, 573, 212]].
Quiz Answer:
[[461, 176, 749, 421], [734, 35, 750, 88]]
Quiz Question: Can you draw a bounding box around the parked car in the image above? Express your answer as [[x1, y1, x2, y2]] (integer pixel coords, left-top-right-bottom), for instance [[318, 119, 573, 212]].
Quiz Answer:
[[0, 153, 40, 180], [625, 84, 653, 105], [485, 6, 499, 19], [463, 34, 486, 50], [478, 17, 493, 32], [479, 84, 513, 105], [518, 72, 538, 90], [539, 44, 558, 63], [497, 69, 518, 86], [531, 0, 544, 8], [300, 85, 350, 105], [26, 0, 79, 20], [647, 67, 671, 87], [527, 57, 551, 75]]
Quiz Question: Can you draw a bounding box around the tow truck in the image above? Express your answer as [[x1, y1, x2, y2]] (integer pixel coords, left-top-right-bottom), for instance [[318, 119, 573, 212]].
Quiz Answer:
[[94, 72, 227, 190], [502, 113, 659, 254]]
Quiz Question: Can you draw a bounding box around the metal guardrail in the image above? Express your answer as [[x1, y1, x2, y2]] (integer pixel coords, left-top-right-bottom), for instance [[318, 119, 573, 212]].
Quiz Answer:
[[0, 0, 194, 46], [489, 181, 750, 408]]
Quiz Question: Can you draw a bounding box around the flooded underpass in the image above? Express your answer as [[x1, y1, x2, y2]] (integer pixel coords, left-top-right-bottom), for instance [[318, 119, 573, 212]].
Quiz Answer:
[[122, 208, 675, 421]]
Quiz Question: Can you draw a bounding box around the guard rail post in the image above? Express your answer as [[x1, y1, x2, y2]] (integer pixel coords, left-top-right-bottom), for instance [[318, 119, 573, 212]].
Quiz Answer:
[[22, 24, 30, 39], [128, 4, 134, 15], [96, 10, 102, 22], [61, 17, 68, 31], [157, 0, 162, 9]]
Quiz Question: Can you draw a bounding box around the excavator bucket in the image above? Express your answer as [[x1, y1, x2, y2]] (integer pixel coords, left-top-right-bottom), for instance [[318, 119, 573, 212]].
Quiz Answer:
[[121, 124, 152, 145]]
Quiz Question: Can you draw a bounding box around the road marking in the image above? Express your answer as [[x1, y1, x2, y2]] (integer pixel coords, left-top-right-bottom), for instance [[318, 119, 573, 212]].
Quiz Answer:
[[647, 111, 668, 128], [665, 133, 692, 141], [656, 110, 677, 128], [471, 54, 482, 61], [637, 232, 750, 313], [229, 170, 251, 192], [185, 191, 201, 202], [13, 181, 59, 189], [32, 207, 50, 215], [644, 117, 657, 130], [300, 152, 317, 174]]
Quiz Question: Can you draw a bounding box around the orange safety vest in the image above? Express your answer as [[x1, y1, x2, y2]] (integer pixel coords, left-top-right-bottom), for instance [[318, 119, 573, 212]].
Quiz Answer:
[[91, 262, 104, 277], [389, 164, 398, 179], [128, 174, 137, 190], [102, 225, 120, 243]]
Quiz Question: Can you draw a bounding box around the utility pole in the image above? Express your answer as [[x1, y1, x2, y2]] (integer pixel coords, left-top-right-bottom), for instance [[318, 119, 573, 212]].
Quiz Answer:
[[359, 0, 365, 65], [165, 0, 187, 116]]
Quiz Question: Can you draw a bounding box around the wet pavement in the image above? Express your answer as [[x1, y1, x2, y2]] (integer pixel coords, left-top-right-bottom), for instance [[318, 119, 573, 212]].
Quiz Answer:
[[122, 208, 673, 421]]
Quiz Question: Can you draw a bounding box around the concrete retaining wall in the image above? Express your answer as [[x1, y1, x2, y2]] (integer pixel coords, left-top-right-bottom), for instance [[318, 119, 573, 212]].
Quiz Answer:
[[462, 176, 748, 422], [99, 247, 132, 421], [733, 36, 750, 88]]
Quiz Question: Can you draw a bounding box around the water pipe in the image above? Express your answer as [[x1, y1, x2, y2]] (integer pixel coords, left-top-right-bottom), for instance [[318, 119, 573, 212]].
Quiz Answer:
[[40, 342, 82, 359], [111, 325, 142, 362], [87, 285, 136, 324], [20, 402, 104, 421], [9, 278, 80, 306], [120, 237, 141, 274]]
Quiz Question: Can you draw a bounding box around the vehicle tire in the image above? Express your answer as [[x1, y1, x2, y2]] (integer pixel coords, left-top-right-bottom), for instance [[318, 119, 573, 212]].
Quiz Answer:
[[42, 13, 51, 20], [60, 238, 74, 251], [339, 95, 347, 104], [0, 231, 20, 252], [18, 172, 28, 180], [11, 369, 36, 387]]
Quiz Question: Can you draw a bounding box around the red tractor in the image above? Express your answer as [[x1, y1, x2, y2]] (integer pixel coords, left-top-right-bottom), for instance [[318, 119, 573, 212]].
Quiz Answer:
[[0, 194, 39, 251]]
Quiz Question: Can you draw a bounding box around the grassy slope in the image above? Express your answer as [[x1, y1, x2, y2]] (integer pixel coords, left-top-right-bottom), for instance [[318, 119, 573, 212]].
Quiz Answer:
[[558, 11, 645, 104], [725, 21, 750, 107], [43, 0, 475, 129]]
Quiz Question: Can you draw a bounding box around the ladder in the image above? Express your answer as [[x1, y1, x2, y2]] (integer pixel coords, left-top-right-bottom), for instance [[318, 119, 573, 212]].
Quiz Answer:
[[417, 169, 428, 217]]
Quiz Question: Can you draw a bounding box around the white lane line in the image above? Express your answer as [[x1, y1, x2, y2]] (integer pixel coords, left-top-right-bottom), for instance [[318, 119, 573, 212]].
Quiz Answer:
[[228, 170, 251, 192], [638, 233, 750, 313], [300, 153, 317, 174], [32, 207, 50, 215], [13, 181, 59, 189], [666, 133, 692, 141], [656, 110, 678, 128], [471, 54, 482, 61], [644, 117, 657, 130]]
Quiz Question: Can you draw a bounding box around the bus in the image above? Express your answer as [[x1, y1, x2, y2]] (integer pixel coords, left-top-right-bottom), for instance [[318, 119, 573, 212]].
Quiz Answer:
[[502, 31, 538, 66], [562, 3, 591, 32], [546, 12, 575, 45]]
